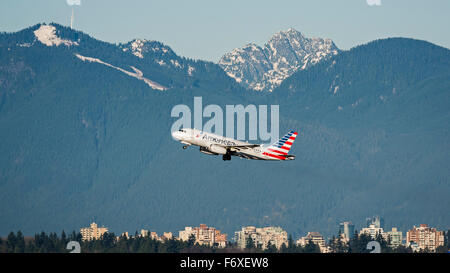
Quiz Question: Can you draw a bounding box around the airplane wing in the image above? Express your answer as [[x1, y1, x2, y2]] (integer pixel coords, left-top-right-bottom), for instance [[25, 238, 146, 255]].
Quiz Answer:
[[216, 144, 260, 150]]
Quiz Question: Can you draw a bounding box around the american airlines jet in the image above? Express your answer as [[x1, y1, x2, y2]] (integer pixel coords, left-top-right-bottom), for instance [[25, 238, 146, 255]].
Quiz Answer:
[[171, 128, 298, 161]]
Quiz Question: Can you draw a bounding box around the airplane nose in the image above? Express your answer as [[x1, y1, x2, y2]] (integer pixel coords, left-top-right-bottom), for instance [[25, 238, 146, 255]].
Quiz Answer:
[[172, 131, 181, 140]]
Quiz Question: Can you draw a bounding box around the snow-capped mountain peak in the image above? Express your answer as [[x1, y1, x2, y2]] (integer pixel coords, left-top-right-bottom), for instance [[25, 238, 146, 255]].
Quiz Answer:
[[219, 28, 339, 91]]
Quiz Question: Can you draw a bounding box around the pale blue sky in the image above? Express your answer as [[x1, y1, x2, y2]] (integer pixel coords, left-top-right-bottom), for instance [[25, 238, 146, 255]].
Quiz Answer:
[[1, 0, 449, 61]]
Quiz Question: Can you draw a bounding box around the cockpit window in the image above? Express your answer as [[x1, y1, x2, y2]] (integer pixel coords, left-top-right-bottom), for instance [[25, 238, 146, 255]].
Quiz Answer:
[[179, 129, 186, 133]]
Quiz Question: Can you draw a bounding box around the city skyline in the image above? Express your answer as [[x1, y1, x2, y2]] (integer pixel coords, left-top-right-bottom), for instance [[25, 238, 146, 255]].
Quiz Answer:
[[3, 217, 448, 253], [5, 215, 447, 241], [73, 221, 449, 253]]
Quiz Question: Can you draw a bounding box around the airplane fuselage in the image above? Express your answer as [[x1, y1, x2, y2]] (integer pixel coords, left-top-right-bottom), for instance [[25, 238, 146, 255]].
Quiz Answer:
[[172, 128, 296, 161]]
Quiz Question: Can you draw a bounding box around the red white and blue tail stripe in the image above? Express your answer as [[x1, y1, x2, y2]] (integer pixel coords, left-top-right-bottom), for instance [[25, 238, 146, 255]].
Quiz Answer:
[[262, 131, 298, 160]]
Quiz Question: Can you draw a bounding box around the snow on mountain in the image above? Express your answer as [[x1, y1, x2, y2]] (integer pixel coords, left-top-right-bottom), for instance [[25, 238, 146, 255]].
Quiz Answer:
[[219, 28, 339, 91], [121, 39, 173, 59], [122, 39, 170, 59], [34, 24, 79, 47], [120, 39, 195, 76], [126, 39, 146, 58], [75, 53, 167, 91]]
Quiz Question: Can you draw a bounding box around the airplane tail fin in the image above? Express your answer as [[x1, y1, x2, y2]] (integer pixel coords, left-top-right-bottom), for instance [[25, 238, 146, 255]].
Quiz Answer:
[[266, 131, 298, 156]]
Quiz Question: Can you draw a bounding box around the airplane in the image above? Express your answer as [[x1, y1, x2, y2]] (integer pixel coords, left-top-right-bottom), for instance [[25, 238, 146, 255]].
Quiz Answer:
[[171, 128, 298, 161]]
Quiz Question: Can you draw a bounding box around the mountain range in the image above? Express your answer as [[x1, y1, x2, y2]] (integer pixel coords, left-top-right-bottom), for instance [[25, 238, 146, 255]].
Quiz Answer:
[[0, 23, 449, 238], [219, 28, 339, 91]]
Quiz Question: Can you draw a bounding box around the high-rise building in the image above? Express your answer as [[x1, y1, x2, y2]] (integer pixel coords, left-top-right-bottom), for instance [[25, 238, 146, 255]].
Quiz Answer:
[[136, 229, 171, 241], [406, 224, 445, 252], [386, 227, 403, 248], [339, 222, 355, 241], [360, 224, 387, 240], [80, 222, 108, 241], [234, 226, 288, 250], [161, 232, 173, 240], [140, 229, 149, 237], [366, 215, 384, 229], [297, 232, 328, 253], [150, 231, 159, 240], [179, 224, 227, 248]]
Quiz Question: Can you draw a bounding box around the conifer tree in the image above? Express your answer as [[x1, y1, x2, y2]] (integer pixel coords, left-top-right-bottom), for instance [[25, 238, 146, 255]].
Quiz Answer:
[[245, 236, 255, 250]]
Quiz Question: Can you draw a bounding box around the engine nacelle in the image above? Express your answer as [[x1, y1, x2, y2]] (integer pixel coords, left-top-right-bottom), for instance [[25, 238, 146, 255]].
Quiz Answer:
[[209, 144, 227, 155], [199, 146, 217, 155]]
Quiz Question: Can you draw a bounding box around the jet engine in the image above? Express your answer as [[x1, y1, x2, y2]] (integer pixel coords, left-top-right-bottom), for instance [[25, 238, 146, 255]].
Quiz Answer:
[[209, 145, 227, 155], [199, 146, 217, 155]]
